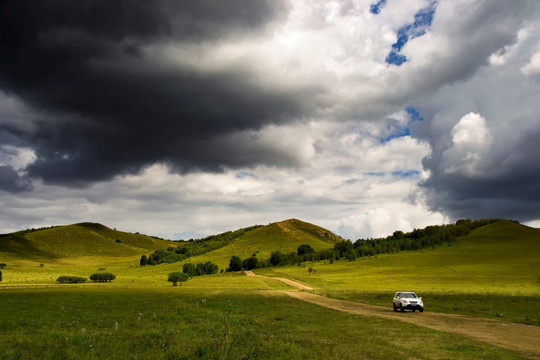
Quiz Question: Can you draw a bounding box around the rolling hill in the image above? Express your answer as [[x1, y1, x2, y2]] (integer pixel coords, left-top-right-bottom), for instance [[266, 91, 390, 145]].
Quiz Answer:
[[260, 220, 540, 294], [175, 218, 344, 268], [0, 222, 175, 259], [0, 218, 343, 265]]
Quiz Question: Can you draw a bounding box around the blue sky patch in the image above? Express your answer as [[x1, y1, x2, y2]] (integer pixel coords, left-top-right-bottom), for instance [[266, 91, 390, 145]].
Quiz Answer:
[[386, 51, 408, 66], [235, 171, 258, 179], [370, 0, 387, 14], [385, 1, 438, 66], [406, 106, 424, 122], [380, 126, 411, 143], [380, 106, 424, 143], [367, 172, 385, 177], [392, 170, 421, 177]]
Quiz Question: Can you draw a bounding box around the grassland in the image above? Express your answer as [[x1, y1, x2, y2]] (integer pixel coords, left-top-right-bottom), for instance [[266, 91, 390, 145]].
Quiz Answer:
[[0, 285, 525, 360], [166, 219, 342, 269], [0, 219, 539, 358], [0, 223, 175, 259], [257, 221, 540, 324]]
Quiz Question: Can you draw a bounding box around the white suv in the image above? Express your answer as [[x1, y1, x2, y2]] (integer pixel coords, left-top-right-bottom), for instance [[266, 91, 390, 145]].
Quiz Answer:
[[393, 292, 424, 312]]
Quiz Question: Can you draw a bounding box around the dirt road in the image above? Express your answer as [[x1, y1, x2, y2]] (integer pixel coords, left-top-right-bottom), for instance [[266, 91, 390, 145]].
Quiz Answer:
[[244, 270, 313, 290], [245, 271, 540, 359]]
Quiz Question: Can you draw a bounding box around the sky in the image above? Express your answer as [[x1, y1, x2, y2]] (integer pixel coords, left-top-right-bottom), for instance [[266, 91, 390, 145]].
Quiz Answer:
[[1, 0, 540, 240]]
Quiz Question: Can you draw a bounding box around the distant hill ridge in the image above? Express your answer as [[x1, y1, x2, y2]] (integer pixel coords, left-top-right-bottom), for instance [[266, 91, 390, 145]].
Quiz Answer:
[[0, 222, 175, 259], [1, 218, 531, 264], [0, 219, 343, 261], [164, 219, 346, 267]]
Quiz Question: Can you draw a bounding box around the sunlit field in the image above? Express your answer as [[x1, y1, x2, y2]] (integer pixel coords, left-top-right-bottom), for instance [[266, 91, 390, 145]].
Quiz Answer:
[[1, 221, 539, 358], [0, 281, 525, 360]]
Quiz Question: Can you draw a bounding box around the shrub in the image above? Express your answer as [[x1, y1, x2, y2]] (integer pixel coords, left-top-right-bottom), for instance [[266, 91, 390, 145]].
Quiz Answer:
[[0, 263, 6, 269], [183, 263, 196, 277], [168, 272, 189, 286], [227, 256, 243, 272], [297, 244, 314, 256], [183, 262, 219, 276], [269, 251, 285, 266], [89, 272, 116, 282], [242, 256, 258, 270], [202, 261, 219, 275], [57, 276, 87, 284], [140, 255, 148, 266]]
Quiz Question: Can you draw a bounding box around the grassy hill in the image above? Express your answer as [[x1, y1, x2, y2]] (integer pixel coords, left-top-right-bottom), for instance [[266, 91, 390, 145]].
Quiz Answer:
[[0, 223, 175, 259], [257, 221, 540, 324], [177, 218, 343, 268], [260, 220, 540, 293]]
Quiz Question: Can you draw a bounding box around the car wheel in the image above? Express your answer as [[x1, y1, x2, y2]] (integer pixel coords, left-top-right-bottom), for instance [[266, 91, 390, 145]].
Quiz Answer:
[[393, 303, 397, 312], [412, 309, 416, 312], [419, 308, 424, 313], [400, 304, 404, 312]]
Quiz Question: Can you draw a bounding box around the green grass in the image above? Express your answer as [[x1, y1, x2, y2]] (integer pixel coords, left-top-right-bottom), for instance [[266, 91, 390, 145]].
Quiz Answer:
[[169, 219, 342, 269], [0, 220, 538, 358], [258, 222, 540, 291], [0, 223, 175, 259], [255, 222, 540, 324], [308, 290, 540, 325], [0, 286, 524, 360]]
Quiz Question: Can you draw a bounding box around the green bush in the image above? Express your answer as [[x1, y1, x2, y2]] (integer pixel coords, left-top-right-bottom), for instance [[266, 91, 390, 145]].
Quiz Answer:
[[56, 276, 87, 284], [0, 263, 6, 269], [227, 256, 243, 272], [242, 256, 258, 270], [297, 244, 314, 256], [168, 272, 189, 286], [183, 262, 219, 277], [89, 272, 116, 282], [140, 254, 148, 266]]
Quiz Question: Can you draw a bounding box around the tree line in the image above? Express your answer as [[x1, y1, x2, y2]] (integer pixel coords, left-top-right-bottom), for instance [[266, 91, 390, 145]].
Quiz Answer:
[[139, 225, 263, 266], [55, 272, 116, 283], [224, 219, 508, 270], [182, 262, 219, 277]]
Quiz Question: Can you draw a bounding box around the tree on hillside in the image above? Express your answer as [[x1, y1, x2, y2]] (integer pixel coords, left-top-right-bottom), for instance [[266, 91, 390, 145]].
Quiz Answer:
[[195, 263, 206, 276], [183, 263, 196, 277], [175, 246, 189, 255], [297, 244, 314, 256], [270, 251, 285, 266], [334, 240, 356, 260], [242, 256, 258, 270], [227, 255, 243, 272], [140, 255, 148, 266], [203, 261, 219, 275], [168, 272, 189, 286], [57, 276, 86, 284], [89, 272, 116, 282]]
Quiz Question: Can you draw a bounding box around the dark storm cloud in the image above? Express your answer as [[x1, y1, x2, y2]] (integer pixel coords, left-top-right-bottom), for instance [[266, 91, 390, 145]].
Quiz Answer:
[[420, 124, 540, 223], [0, 0, 311, 186], [0, 165, 33, 192]]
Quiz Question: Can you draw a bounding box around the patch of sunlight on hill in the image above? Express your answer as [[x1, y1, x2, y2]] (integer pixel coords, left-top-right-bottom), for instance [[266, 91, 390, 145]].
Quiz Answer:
[[176, 219, 342, 269], [258, 221, 540, 295]]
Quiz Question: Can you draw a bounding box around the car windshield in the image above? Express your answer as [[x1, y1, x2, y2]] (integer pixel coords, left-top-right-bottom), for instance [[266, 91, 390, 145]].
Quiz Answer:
[[402, 293, 418, 299]]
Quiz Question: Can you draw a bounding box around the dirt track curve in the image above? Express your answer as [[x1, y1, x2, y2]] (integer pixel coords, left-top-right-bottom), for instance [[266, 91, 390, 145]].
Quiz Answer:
[[245, 271, 540, 359]]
